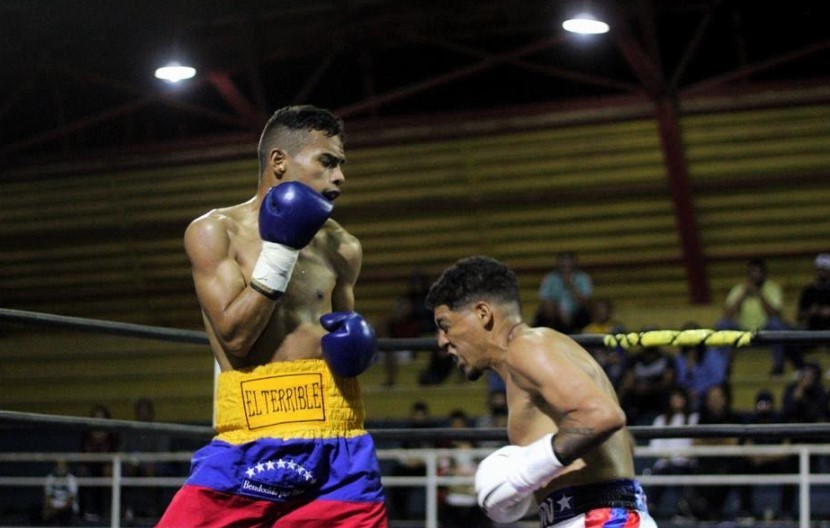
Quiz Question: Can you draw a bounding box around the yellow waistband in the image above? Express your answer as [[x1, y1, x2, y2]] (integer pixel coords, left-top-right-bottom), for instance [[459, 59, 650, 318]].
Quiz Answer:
[[214, 359, 365, 443]]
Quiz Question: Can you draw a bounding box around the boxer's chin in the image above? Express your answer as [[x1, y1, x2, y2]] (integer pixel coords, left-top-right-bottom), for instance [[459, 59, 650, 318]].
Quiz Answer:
[[465, 367, 483, 381]]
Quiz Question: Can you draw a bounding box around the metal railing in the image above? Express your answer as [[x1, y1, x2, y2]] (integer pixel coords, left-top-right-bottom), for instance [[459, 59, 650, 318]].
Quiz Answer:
[[2, 444, 829, 528]]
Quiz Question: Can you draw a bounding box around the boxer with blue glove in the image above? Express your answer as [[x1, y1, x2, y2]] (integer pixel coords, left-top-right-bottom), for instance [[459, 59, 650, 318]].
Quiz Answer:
[[161, 105, 387, 527], [250, 181, 333, 299], [321, 312, 377, 377]]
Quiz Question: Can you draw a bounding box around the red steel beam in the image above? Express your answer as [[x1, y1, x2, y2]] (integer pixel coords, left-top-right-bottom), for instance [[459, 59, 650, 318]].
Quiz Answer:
[[683, 38, 830, 96], [335, 36, 565, 118], [206, 71, 263, 126], [402, 32, 641, 93], [655, 97, 710, 304]]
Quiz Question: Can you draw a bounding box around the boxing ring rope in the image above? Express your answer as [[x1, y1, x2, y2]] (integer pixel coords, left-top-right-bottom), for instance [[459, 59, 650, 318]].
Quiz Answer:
[[1, 416, 829, 528], [3, 409, 830, 442], [3, 307, 830, 527], [4, 307, 830, 350]]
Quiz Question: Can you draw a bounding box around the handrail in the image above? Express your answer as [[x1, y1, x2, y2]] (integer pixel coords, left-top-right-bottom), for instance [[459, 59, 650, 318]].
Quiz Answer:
[[2, 444, 828, 528]]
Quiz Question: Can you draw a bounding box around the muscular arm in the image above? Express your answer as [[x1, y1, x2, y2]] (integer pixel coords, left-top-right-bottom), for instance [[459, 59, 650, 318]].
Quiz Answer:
[[508, 333, 626, 465], [328, 222, 362, 312], [185, 215, 277, 357], [758, 284, 782, 318], [723, 284, 748, 320]]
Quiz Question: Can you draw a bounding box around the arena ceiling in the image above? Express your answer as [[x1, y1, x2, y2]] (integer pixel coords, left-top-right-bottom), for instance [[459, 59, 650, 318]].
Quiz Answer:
[[1, 0, 828, 169]]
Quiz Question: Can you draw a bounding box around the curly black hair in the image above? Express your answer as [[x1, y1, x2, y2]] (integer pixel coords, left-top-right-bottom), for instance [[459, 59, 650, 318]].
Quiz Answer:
[[425, 255, 521, 311]]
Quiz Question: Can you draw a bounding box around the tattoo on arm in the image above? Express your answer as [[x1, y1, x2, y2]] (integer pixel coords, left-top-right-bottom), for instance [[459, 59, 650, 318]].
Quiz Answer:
[[553, 427, 606, 466]]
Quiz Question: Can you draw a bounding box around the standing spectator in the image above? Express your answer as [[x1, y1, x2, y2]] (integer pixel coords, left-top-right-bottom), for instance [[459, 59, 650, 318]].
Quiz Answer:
[[797, 253, 830, 331], [39, 458, 78, 526], [438, 410, 491, 528], [646, 386, 699, 515], [737, 390, 795, 521], [535, 251, 593, 334], [77, 404, 119, 522], [722, 258, 803, 375], [618, 331, 677, 424], [674, 322, 730, 410], [782, 363, 828, 423], [796, 253, 830, 375]]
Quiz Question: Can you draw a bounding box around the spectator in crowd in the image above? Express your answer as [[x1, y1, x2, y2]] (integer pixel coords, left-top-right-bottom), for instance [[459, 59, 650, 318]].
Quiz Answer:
[[782, 363, 828, 423], [77, 404, 119, 522], [122, 398, 172, 521], [683, 383, 740, 521], [722, 258, 803, 375], [582, 298, 627, 389], [674, 321, 731, 410], [395, 270, 456, 387], [738, 390, 795, 521], [646, 386, 699, 515], [618, 329, 677, 424], [796, 253, 830, 374], [475, 389, 508, 447], [382, 295, 423, 387], [389, 401, 435, 520], [437, 410, 491, 528], [534, 251, 593, 334], [797, 253, 830, 331], [39, 458, 79, 526]]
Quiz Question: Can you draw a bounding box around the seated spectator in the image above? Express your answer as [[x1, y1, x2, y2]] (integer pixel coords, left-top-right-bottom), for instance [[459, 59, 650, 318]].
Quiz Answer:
[[122, 397, 172, 521], [437, 410, 491, 527], [582, 298, 623, 334], [77, 404, 119, 522], [382, 295, 423, 387], [534, 251, 593, 334], [39, 458, 78, 526], [782, 363, 828, 423], [683, 383, 740, 521], [475, 389, 508, 446], [389, 401, 435, 520], [618, 330, 677, 424], [646, 386, 699, 514], [674, 321, 730, 410], [737, 390, 795, 520], [582, 301, 627, 390], [721, 258, 803, 375]]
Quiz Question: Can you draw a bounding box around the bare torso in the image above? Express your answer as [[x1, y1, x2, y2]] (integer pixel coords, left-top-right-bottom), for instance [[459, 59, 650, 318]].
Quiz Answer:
[[191, 198, 357, 372], [501, 328, 635, 499]]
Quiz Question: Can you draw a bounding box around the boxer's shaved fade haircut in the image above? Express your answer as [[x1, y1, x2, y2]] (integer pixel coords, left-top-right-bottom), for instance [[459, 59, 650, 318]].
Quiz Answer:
[[257, 105, 344, 173]]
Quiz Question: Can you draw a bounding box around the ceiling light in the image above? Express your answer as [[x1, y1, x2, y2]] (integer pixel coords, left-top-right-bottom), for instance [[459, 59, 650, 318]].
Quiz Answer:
[[562, 13, 610, 34], [154, 62, 197, 83]]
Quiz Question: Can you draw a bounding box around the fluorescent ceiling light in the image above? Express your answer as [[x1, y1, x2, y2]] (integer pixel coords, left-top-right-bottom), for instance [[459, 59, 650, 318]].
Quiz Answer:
[[155, 62, 197, 83], [562, 14, 610, 34]]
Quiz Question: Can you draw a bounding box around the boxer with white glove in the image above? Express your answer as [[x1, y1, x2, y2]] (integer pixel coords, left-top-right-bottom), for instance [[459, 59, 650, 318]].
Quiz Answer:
[[475, 433, 564, 522], [250, 181, 333, 299]]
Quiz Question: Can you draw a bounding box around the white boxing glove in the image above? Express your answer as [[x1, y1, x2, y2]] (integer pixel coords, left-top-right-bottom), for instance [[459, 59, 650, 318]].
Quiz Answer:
[[475, 434, 564, 522]]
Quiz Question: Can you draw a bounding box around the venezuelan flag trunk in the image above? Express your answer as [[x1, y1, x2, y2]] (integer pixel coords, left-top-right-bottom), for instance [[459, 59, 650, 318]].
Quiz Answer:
[[538, 480, 657, 528], [157, 360, 387, 527]]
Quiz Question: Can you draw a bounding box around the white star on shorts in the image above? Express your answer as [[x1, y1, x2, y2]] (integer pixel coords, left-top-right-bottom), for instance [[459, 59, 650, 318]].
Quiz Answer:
[[557, 494, 573, 512]]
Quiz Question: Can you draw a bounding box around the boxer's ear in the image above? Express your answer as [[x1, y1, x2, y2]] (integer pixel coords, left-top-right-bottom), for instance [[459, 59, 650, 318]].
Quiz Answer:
[[475, 302, 494, 331]]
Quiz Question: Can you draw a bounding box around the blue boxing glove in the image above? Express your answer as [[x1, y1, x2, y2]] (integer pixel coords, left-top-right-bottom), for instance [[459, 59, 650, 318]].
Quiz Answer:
[[251, 182, 333, 299], [320, 312, 377, 377]]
